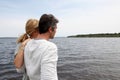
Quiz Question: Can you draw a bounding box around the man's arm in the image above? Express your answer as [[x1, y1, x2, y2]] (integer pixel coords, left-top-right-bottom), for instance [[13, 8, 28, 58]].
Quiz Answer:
[[41, 44, 58, 80]]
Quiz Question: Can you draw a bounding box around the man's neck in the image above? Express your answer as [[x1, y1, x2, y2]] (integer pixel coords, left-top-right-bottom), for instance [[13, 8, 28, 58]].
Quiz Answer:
[[36, 33, 49, 41]]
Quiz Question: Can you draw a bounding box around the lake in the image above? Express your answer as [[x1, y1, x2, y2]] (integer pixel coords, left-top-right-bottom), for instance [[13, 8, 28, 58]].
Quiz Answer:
[[0, 37, 120, 80]]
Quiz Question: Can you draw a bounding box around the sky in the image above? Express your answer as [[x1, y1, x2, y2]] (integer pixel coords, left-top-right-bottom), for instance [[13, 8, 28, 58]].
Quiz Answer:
[[0, 0, 120, 37]]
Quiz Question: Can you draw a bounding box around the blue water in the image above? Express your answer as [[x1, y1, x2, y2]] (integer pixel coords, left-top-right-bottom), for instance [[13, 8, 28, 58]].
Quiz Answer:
[[0, 37, 120, 80]]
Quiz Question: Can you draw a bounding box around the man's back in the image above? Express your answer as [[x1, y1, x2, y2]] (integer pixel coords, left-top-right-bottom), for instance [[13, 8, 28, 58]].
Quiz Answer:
[[24, 39, 58, 80]]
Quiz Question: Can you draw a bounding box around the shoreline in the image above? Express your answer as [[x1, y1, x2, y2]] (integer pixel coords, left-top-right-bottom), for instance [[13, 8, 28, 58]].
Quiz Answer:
[[67, 33, 120, 38]]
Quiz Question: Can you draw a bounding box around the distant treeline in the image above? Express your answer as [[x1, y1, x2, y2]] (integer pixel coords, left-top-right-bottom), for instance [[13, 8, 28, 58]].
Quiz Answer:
[[68, 33, 120, 38]]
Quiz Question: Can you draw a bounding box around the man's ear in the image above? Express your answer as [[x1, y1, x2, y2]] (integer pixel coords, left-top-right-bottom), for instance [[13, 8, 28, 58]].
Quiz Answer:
[[49, 27, 53, 33]]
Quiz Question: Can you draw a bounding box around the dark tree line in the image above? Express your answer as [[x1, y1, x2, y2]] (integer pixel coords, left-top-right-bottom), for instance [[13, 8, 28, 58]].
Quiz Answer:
[[68, 33, 120, 37]]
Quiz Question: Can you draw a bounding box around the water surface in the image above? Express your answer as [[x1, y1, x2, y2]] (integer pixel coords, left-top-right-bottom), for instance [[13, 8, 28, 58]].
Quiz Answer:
[[0, 37, 120, 80]]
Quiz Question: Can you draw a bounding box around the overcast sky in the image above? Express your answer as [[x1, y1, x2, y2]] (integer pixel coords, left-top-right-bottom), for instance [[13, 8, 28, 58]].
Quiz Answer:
[[0, 0, 120, 37]]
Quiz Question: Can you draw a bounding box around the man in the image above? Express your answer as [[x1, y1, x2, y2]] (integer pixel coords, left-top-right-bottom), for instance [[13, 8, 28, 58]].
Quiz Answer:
[[24, 14, 59, 80]]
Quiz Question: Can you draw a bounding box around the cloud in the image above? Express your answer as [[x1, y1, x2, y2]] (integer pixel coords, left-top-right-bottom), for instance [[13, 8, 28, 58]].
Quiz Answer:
[[0, 0, 120, 37]]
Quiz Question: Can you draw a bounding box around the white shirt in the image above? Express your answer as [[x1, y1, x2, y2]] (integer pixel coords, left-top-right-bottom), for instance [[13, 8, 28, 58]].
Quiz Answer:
[[24, 39, 58, 80]]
